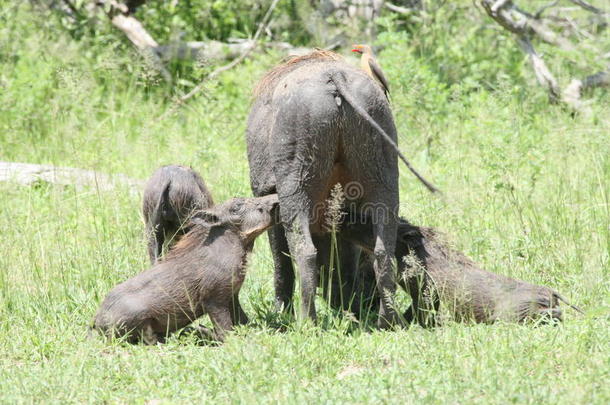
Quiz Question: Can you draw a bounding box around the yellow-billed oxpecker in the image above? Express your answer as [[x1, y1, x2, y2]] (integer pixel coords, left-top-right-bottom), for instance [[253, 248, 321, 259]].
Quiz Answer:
[[352, 44, 390, 98]]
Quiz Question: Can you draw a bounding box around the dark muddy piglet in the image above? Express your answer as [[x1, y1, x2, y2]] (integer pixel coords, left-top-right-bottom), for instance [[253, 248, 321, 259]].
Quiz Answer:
[[342, 217, 582, 326], [142, 165, 214, 264], [93, 194, 279, 344]]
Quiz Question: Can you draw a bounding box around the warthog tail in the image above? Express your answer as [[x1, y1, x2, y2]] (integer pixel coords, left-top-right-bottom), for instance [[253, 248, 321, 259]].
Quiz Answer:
[[329, 70, 441, 194], [153, 180, 172, 224]]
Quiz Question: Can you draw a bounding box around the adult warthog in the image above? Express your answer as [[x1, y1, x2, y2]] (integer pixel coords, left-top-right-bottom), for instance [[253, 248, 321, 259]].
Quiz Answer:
[[246, 50, 436, 327]]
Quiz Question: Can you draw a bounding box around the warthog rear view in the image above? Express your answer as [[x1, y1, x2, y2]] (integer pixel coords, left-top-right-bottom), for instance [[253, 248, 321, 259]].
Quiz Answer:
[[142, 165, 214, 264], [247, 50, 406, 327]]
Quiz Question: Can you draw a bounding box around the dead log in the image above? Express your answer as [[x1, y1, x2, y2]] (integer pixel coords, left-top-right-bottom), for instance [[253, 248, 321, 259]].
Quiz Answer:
[[0, 161, 144, 194]]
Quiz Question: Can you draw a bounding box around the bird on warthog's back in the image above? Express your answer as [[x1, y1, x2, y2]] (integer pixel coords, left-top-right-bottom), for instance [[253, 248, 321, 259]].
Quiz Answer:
[[352, 44, 390, 98]]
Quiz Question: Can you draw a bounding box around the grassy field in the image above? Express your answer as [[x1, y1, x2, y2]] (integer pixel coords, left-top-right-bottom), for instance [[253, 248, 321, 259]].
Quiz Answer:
[[1, 3, 609, 403]]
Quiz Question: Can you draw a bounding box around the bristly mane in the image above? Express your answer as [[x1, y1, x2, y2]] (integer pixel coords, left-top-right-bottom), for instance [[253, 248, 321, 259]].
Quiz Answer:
[[164, 220, 211, 260], [252, 49, 343, 99]]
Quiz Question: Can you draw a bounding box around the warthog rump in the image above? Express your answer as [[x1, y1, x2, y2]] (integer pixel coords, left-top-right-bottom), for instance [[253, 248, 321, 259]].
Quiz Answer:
[[142, 165, 214, 264], [247, 50, 409, 327]]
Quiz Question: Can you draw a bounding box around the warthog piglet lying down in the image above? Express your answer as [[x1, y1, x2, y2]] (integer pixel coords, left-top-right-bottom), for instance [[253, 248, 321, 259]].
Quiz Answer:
[[142, 165, 214, 264], [342, 216, 582, 326], [93, 194, 279, 344]]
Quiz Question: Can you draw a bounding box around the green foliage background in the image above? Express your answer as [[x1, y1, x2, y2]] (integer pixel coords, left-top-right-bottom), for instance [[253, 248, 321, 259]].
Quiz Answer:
[[0, 1, 608, 403]]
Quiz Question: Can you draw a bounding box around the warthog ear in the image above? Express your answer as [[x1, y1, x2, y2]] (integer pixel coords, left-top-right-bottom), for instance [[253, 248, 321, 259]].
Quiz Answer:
[[398, 228, 424, 248], [199, 210, 220, 225], [397, 231, 411, 243]]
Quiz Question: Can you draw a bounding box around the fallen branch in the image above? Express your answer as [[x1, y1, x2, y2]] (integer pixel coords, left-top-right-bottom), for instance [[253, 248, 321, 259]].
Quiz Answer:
[[491, 0, 511, 15], [54, 1, 293, 65], [482, 0, 562, 100], [178, 0, 280, 104], [155, 40, 254, 62], [563, 68, 610, 108], [480, 0, 608, 111], [154, 39, 296, 62], [109, 12, 157, 49], [384, 2, 415, 15], [567, 0, 606, 15], [97, 1, 171, 82], [518, 37, 560, 101], [581, 69, 610, 88], [484, 0, 575, 51], [151, 0, 282, 124], [526, 15, 575, 51]]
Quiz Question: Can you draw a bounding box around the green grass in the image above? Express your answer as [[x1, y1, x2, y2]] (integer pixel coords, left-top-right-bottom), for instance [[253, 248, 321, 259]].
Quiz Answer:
[[1, 3, 609, 403]]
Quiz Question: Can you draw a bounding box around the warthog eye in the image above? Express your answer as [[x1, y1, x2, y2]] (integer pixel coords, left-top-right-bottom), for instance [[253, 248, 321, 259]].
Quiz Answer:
[[230, 200, 244, 215]]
